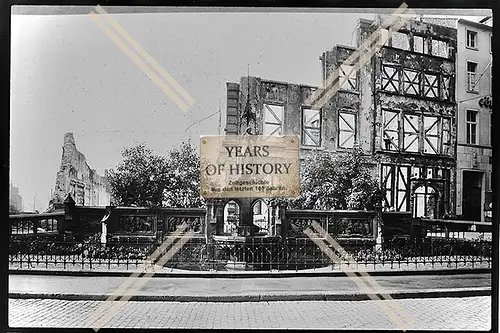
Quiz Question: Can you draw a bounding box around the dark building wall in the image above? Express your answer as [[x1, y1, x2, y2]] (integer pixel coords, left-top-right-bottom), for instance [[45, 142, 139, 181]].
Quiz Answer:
[[225, 17, 459, 218], [355, 18, 458, 217]]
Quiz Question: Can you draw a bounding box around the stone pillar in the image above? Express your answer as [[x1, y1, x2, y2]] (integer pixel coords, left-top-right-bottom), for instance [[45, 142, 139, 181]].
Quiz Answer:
[[63, 193, 76, 236], [269, 200, 277, 236], [239, 198, 253, 227], [214, 200, 225, 236], [205, 199, 220, 238], [279, 202, 288, 238], [374, 205, 383, 251]]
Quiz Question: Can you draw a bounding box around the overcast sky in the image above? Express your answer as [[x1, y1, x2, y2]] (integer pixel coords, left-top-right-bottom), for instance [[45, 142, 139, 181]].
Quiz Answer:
[[10, 7, 490, 211]]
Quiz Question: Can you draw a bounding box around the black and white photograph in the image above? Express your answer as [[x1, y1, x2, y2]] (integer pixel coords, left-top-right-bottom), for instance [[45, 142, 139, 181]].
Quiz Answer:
[[7, 5, 495, 331]]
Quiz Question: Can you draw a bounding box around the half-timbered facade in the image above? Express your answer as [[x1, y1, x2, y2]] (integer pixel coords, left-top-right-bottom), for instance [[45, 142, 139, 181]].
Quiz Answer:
[[356, 17, 458, 219], [225, 17, 458, 219]]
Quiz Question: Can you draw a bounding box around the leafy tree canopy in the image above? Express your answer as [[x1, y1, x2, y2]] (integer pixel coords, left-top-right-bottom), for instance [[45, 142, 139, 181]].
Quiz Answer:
[[163, 141, 204, 208], [289, 146, 383, 211], [108, 141, 204, 208], [108, 144, 169, 207]]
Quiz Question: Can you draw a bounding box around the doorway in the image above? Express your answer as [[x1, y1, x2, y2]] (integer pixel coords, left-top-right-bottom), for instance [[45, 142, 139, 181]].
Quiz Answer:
[[462, 171, 483, 221]]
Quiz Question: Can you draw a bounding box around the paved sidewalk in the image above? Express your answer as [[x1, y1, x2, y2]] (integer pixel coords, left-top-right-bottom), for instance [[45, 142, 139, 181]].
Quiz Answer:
[[9, 296, 491, 330], [9, 273, 491, 301]]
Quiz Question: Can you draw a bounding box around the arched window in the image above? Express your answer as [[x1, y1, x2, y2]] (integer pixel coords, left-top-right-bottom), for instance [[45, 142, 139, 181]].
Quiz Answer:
[[413, 186, 438, 218], [252, 199, 269, 235], [223, 200, 240, 235]]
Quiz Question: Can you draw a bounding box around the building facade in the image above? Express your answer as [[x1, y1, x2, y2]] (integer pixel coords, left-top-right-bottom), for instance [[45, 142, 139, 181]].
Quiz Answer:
[[9, 182, 23, 213], [455, 18, 493, 222], [49, 133, 111, 209], [225, 17, 459, 219]]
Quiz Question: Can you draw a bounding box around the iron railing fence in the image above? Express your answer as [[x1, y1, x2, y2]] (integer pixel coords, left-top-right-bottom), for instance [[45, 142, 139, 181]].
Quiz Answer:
[[9, 236, 492, 271]]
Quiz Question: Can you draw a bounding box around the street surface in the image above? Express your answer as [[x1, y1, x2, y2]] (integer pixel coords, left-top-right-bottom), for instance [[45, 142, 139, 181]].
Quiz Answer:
[[9, 297, 491, 330], [9, 273, 491, 297]]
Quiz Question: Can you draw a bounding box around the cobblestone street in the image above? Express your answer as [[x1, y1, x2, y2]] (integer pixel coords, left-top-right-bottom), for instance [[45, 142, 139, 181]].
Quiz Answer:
[[9, 296, 491, 330]]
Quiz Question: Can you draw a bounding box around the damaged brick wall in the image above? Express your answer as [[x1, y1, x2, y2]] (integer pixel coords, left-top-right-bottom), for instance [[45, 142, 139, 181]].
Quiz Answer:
[[358, 18, 458, 217], [224, 17, 460, 218], [50, 133, 111, 208]]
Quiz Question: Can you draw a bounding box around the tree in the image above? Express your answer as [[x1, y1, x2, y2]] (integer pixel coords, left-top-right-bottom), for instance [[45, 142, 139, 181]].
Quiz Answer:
[[108, 144, 169, 207], [289, 146, 383, 210], [108, 141, 204, 208], [163, 140, 204, 208]]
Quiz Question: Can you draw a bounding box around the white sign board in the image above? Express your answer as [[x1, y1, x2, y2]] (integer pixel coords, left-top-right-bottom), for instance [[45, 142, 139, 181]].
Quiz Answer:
[[200, 135, 300, 198]]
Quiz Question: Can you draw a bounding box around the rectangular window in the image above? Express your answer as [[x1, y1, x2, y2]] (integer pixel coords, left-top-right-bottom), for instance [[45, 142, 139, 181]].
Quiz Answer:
[[381, 164, 410, 212], [402, 114, 419, 152], [423, 116, 439, 154], [396, 166, 410, 211], [425, 167, 434, 179], [302, 108, 321, 146], [411, 166, 420, 179], [263, 104, 284, 136], [413, 35, 428, 54], [423, 73, 439, 98], [391, 31, 410, 50], [382, 165, 394, 208], [467, 61, 478, 92], [381, 64, 400, 92], [432, 39, 449, 58], [466, 110, 478, 144], [339, 64, 357, 90], [442, 118, 452, 155], [338, 111, 356, 148], [403, 69, 420, 95], [378, 28, 390, 47], [466, 30, 478, 49], [382, 110, 399, 151]]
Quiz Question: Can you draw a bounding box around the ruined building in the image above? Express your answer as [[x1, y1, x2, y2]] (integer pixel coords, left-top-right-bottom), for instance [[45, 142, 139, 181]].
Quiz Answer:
[[225, 16, 459, 219], [9, 182, 23, 213], [49, 133, 111, 209]]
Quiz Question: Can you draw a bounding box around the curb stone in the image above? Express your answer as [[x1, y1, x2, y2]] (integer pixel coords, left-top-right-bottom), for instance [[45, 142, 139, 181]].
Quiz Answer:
[[8, 287, 491, 302]]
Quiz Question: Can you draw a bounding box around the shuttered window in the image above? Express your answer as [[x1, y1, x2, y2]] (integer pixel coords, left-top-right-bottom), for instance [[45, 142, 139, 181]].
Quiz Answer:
[[382, 110, 399, 151], [381, 65, 400, 92], [403, 69, 420, 95], [339, 64, 357, 90], [338, 112, 356, 148], [423, 116, 439, 154], [263, 104, 283, 136], [402, 114, 419, 152], [381, 164, 410, 212], [302, 108, 321, 146], [423, 73, 439, 98]]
